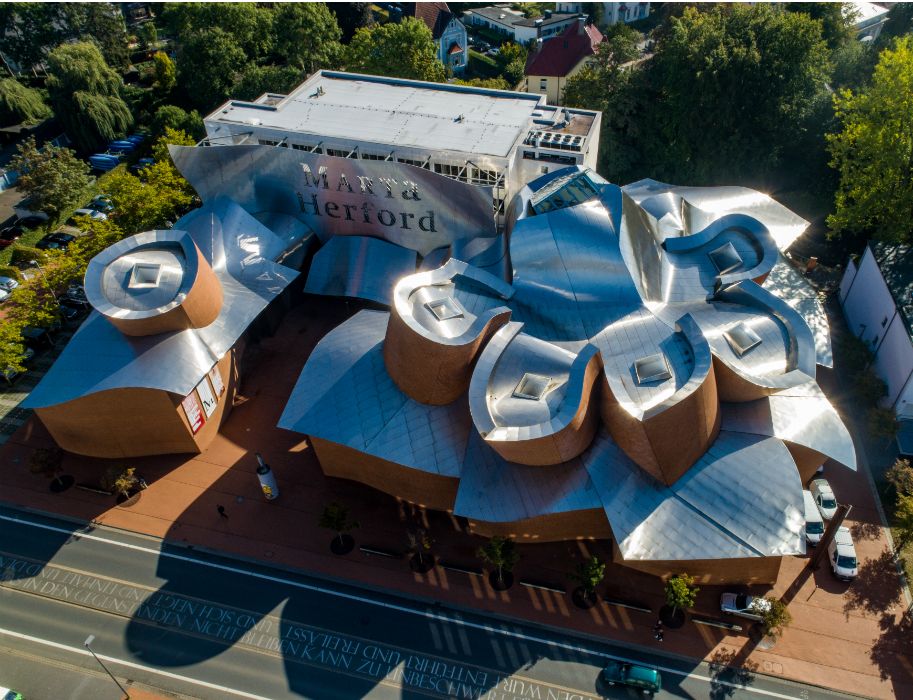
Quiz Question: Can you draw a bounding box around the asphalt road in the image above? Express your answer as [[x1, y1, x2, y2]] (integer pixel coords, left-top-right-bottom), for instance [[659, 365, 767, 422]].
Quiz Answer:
[[0, 506, 861, 700]]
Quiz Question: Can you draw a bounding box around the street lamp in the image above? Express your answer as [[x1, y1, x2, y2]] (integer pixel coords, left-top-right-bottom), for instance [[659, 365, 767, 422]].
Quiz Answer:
[[29, 259, 58, 303], [84, 635, 130, 699]]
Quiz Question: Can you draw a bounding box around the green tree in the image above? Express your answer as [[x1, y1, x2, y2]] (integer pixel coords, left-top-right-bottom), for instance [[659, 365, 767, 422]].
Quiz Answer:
[[477, 536, 520, 586], [894, 494, 913, 547], [45, 42, 132, 152], [0, 317, 28, 378], [0, 78, 51, 126], [138, 22, 158, 51], [569, 555, 605, 600], [664, 573, 699, 615], [151, 105, 204, 141], [831, 39, 877, 90], [80, 3, 131, 69], [759, 597, 792, 639], [152, 51, 176, 97], [879, 2, 913, 44], [641, 4, 830, 185], [331, 2, 374, 43], [234, 65, 303, 102], [346, 17, 447, 82], [176, 27, 248, 111], [9, 136, 92, 218], [272, 3, 342, 74], [160, 2, 275, 62], [827, 37, 913, 244], [318, 502, 359, 548], [0, 3, 76, 76], [886, 458, 913, 498], [563, 24, 641, 181], [787, 3, 856, 51]]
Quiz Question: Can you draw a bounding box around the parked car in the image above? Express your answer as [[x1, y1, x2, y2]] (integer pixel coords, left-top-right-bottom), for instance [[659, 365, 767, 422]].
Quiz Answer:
[[803, 489, 824, 546], [16, 215, 46, 228], [0, 684, 24, 699], [810, 478, 838, 520], [87, 194, 115, 214], [828, 526, 858, 581], [0, 276, 20, 291], [602, 661, 661, 695], [720, 592, 771, 622], [67, 209, 108, 226], [65, 283, 88, 303], [35, 232, 76, 251], [0, 288, 9, 303], [0, 229, 21, 249]]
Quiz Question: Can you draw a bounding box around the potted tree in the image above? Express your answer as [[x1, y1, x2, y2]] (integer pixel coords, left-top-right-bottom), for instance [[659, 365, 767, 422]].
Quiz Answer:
[[477, 536, 520, 591], [28, 447, 74, 493], [569, 555, 605, 609], [319, 502, 359, 555], [407, 527, 435, 573], [112, 467, 140, 505], [758, 597, 792, 646], [661, 573, 699, 628]]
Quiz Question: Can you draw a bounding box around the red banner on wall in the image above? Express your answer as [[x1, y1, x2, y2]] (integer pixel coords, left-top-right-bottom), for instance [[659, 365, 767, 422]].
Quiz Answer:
[[181, 393, 205, 435]]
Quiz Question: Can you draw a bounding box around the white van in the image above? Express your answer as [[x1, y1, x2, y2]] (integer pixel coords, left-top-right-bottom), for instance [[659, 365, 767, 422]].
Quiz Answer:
[[803, 489, 824, 546], [827, 526, 858, 581]]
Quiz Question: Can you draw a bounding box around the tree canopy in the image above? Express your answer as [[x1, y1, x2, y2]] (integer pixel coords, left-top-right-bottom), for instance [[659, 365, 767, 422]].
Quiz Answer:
[[640, 4, 830, 185], [9, 136, 92, 218], [346, 17, 447, 82], [787, 3, 856, 51], [159, 2, 274, 62], [45, 41, 132, 152], [0, 79, 51, 127], [827, 36, 913, 244], [331, 2, 374, 43], [272, 3, 342, 74], [175, 27, 248, 111], [152, 51, 177, 98], [233, 65, 303, 102]]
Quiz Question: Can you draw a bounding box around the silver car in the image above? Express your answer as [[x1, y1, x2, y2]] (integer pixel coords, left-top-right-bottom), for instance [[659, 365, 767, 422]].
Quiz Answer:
[[720, 592, 771, 622]]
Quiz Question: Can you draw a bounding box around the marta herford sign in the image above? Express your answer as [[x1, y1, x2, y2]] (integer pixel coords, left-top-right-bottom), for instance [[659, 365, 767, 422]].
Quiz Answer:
[[170, 145, 498, 257]]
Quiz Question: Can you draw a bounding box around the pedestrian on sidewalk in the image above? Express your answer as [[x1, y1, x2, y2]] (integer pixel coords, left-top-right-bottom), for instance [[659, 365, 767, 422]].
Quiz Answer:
[[217, 504, 228, 519]]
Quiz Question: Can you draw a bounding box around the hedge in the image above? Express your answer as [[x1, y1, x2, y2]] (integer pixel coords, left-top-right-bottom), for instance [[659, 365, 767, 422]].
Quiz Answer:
[[9, 245, 47, 266], [0, 265, 21, 281]]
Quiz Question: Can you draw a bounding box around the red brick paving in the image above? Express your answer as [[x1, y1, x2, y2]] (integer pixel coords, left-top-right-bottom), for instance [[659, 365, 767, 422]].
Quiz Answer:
[[1, 300, 910, 699]]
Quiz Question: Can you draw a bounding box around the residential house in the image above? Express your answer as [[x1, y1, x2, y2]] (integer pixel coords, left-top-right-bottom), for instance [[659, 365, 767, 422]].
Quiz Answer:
[[839, 243, 913, 448], [524, 19, 603, 105], [463, 6, 582, 44], [400, 2, 468, 73], [556, 2, 651, 25], [847, 2, 891, 42]]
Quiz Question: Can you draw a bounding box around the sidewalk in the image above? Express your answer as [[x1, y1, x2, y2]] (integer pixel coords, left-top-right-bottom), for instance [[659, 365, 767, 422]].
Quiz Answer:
[[1, 299, 910, 700]]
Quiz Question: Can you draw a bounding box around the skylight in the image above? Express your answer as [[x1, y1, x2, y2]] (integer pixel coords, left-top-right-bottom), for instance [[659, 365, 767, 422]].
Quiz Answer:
[[128, 262, 163, 289], [709, 241, 743, 274], [634, 353, 672, 384], [512, 373, 553, 401], [724, 322, 762, 357], [425, 297, 465, 321]]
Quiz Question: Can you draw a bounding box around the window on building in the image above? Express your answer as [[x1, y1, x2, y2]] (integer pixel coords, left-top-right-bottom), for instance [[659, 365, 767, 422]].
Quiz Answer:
[[258, 139, 280, 146], [360, 152, 388, 161], [539, 79, 548, 91], [434, 162, 469, 182]]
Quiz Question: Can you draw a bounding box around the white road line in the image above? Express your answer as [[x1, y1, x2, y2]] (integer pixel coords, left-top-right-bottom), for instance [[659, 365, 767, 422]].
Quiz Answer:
[[0, 627, 270, 700], [0, 512, 802, 699]]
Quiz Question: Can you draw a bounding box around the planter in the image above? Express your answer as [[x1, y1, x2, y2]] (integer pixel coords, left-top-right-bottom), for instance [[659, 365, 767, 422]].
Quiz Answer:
[[659, 604, 686, 628], [116, 490, 142, 507], [488, 570, 514, 591], [330, 533, 355, 555], [571, 586, 597, 609], [49, 475, 75, 493], [409, 552, 435, 573]]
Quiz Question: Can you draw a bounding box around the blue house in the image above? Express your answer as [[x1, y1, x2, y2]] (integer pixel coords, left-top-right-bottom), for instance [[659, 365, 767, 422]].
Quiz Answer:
[[402, 2, 468, 74]]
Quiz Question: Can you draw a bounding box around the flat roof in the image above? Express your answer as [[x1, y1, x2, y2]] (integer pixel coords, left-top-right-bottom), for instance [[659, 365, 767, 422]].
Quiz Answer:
[[206, 71, 563, 159]]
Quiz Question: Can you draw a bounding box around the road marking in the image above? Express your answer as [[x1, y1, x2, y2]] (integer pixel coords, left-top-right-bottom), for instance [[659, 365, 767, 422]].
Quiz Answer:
[[0, 511, 804, 698], [0, 627, 270, 700]]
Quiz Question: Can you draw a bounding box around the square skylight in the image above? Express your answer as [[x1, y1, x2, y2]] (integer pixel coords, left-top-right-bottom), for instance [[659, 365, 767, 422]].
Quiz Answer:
[[724, 322, 762, 357], [634, 353, 672, 384], [512, 373, 553, 401], [425, 297, 465, 321], [709, 241, 743, 274], [128, 262, 162, 288]]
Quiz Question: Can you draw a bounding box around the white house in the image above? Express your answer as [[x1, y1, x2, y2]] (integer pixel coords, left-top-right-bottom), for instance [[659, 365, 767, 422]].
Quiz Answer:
[[556, 2, 651, 25], [462, 6, 582, 44], [839, 243, 913, 436]]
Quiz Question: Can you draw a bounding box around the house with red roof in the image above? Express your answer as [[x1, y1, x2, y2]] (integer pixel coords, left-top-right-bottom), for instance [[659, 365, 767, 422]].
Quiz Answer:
[[401, 2, 468, 73], [524, 18, 603, 105]]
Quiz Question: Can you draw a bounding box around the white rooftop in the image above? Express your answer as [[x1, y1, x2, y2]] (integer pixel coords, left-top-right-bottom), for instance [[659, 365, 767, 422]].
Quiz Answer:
[[207, 71, 561, 158]]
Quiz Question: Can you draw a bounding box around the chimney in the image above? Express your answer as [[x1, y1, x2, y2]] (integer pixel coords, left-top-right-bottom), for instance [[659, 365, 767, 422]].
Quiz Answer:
[[544, 9, 552, 19]]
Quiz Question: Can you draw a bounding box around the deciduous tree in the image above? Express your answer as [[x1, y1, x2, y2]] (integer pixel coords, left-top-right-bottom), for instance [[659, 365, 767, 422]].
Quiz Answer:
[[45, 42, 132, 152], [346, 17, 447, 82], [152, 51, 176, 97], [759, 597, 792, 639], [9, 136, 92, 218], [331, 2, 374, 43], [664, 573, 699, 615], [234, 65, 303, 102], [175, 27, 248, 111], [827, 37, 913, 244], [272, 3, 342, 74], [477, 536, 520, 586], [0, 78, 51, 126], [151, 105, 204, 141], [160, 2, 275, 62]]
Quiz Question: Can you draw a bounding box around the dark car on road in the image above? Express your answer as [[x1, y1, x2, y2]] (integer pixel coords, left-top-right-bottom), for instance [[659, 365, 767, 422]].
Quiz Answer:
[[35, 232, 76, 251], [602, 661, 662, 695]]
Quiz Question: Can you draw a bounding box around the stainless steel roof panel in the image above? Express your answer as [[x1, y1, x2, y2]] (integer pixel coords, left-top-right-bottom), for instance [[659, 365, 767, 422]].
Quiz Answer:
[[303, 236, 417, 306]]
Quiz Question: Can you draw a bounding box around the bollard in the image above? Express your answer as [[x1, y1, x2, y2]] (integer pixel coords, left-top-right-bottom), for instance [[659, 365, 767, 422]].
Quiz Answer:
[[255, 452, 279, 501]]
